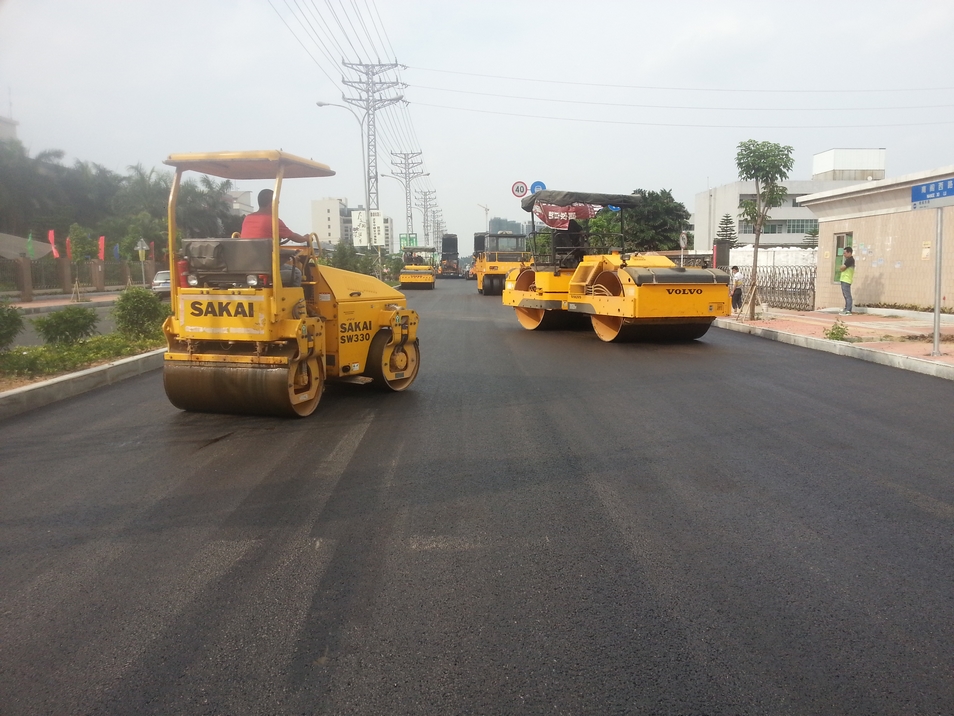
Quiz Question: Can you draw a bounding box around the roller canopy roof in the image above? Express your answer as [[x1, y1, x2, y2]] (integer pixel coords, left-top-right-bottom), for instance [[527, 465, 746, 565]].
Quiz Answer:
[[163, 150, 335, 180], [520, 190, 643, 212]]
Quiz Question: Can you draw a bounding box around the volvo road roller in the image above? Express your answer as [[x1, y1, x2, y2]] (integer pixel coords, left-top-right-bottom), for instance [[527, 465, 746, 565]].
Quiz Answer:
[[502, 190, 729, 342], [473, 231, 531, 296], [399, 246, 437, 289], [161, 150, 420, 417]]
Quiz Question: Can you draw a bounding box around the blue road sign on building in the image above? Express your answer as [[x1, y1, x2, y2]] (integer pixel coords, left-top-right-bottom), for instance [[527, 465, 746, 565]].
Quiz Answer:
[[911, 178, 954, 209]]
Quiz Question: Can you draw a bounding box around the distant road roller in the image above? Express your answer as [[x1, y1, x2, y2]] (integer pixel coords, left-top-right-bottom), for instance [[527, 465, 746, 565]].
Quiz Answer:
[[161, 150, 420, 417], [502, 190, 729, 342], [473, 231, 531, 296], [399, 246, 437, 289]]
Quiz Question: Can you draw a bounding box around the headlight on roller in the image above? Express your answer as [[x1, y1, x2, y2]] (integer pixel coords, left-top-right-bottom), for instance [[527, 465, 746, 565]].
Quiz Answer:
[[246, 274, 259, 287], [187, 274, 198, 286]]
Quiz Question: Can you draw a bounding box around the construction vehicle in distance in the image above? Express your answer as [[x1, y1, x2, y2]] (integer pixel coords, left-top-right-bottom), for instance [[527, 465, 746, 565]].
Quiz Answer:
[[399, 246, 437, 290], [438, 233, 462, 278], [502, 190, 729, 342], [161, 150, 421, 418], [473, 231, 531, 296]]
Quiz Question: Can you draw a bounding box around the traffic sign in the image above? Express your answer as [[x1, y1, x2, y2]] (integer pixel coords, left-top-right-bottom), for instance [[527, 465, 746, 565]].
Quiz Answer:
[[911, 177, 954, 209], [530, 181, 546, 194], [512, 181, 528, 198]]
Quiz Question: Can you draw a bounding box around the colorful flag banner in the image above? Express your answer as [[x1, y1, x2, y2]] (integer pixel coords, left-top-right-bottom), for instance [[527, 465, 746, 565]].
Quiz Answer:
[[27, 231, 35, 259], [48, 229, 60, 258], [113, 243, 120, 260], [66, 237, 73, 260], [98, 235, 105, 261]]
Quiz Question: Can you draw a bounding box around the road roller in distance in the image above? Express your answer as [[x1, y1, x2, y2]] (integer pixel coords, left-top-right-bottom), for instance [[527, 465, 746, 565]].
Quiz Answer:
[[473, 231, 531, 296], [502, 190, 730, 342], [161, 150, 420, 417], [399, 246, 437, 289]]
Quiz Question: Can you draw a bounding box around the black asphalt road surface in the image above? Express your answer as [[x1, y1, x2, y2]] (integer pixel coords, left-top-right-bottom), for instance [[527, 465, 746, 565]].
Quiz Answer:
[[2, 279, 953, 715]]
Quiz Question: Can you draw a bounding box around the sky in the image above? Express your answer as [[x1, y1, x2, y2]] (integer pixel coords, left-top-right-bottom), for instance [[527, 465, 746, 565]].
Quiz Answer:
[[2, 0, 954, 254]]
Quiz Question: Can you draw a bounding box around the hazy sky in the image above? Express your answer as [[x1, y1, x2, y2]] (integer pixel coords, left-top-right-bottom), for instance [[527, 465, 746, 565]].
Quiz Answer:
[[2, 0, 953, 253]]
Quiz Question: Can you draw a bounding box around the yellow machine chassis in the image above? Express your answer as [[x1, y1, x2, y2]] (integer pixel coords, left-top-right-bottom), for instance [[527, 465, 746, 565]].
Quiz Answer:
[[503, 252, 729, 342], [476, 251, 532, 297], [161, 151, 421, 417]]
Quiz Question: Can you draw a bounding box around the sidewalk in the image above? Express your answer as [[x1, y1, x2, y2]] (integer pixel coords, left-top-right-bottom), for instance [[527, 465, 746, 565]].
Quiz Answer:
[[714, 305, 954, 380], [9, 290, 124, 314]]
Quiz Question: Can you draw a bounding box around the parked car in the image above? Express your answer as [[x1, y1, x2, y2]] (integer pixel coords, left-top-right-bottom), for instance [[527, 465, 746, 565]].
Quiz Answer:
[[151, 270, 171, 300]]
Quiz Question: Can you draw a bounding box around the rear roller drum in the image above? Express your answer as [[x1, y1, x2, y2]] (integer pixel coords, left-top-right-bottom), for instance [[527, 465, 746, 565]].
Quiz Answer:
[[368, 329, 421, 391]]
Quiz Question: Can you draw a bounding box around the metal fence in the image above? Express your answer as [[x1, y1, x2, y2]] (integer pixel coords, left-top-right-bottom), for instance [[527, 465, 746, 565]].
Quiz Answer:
[[30, 257, 60, 290], [0, 258, 18, 292], [721, 264, 816, 311]]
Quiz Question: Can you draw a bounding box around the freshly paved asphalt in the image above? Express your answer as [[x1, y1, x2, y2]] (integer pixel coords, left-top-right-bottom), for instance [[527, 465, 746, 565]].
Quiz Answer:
[[2, 279, 953, 715]]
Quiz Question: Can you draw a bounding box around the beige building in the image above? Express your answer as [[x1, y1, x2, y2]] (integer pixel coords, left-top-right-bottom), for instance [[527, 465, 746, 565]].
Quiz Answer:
[[799, 166, 954, 311]]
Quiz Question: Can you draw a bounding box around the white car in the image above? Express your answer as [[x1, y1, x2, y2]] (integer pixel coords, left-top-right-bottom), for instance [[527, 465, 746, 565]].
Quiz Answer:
[[151, 270, 171, 300]]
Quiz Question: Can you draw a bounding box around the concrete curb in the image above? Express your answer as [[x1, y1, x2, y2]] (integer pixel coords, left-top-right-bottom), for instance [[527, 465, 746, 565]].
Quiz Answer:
[[14, 297, 122, 315], [0, 349, 166, 421], [714, 319, 954, 381]]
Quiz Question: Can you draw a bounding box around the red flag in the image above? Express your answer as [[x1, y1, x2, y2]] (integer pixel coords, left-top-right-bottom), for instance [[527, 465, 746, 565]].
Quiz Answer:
[[48, 230, 60, 258], [66, 237, 72, 260], [149, 241, 155, 260], [98, 235, 105, 261]]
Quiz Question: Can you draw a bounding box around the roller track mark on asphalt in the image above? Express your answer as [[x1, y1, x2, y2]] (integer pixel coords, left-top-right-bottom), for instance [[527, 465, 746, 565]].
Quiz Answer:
[[85, 411, 380, 716], [874, 478, 954, 520]]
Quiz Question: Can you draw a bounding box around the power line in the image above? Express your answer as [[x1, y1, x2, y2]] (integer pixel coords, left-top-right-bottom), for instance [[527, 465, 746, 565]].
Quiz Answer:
[[405, 64, 954, 95], [410, 84, 954, 113], [409, 101, 954, 129]]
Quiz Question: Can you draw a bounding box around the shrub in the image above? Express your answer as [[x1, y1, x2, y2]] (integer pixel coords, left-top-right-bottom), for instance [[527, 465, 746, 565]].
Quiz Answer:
[[114, 287, 170, 338], [32, 305, 99, 345], [0, 301, 25, 351], [0, 333, 165, 377], [823, 319, 849, 341]]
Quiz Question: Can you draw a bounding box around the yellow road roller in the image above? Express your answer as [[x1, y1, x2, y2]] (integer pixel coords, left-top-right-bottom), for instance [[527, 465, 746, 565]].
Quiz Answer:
[[399, 246, 437, 289], [473, 231, 531, 296], [161, 150, 420, 417], [502, 190, 729, 342]]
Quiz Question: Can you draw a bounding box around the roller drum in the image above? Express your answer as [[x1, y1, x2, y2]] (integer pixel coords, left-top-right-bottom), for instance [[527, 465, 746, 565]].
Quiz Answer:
[[163, 360, 322, 417]]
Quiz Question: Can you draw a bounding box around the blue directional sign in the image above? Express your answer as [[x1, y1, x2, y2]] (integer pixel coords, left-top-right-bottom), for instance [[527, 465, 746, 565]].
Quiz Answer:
[[606, 205, 621, 212], [911, 177, 954, 209], [530, 181, 546, 194]]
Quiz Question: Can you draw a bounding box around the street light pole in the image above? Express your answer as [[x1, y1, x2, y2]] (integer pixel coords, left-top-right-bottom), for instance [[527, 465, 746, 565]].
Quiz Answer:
[[316, 101, 370, 248]]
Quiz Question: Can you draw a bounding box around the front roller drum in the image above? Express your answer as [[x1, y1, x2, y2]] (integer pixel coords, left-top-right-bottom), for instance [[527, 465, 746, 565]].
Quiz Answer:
[[591, 315, 714, 343], [367, 329, 421, 391], [163, 357, 323, 417]]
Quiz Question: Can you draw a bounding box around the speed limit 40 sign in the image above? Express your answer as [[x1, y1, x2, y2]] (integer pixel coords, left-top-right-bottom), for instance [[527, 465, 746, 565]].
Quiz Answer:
[[512, 181, 528, 198]]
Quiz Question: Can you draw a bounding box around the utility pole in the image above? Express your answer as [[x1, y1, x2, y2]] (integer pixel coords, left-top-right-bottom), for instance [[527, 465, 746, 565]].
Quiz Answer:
[[417, 190, 436, 246], [430, 208, 444, 246], [389, 151, 427, 239], [342, 62, 403, 219]]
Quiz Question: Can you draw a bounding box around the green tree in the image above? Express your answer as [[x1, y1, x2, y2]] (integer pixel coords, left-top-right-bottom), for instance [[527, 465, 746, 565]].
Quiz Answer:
[[624, 189, 689, 251], [736, 140, 794, 319], [803, 227, 819, 247], [68, 223, 98, 260], [0, 140, 66, 236], [716, 213, 739, 247]]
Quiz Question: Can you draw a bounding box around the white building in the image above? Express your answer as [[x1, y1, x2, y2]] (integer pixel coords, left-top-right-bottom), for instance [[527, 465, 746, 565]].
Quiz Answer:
[[693, 149, 886, 252], [0, 115, 18, 141], [311, 197, 353, 245]]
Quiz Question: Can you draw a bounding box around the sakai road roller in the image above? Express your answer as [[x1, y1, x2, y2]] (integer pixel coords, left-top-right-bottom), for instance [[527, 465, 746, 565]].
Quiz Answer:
[[473, 231, 531, 296], [502, 190, 729, 342], [398, 246, 437, 289], [161, 150, 420, 417]]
